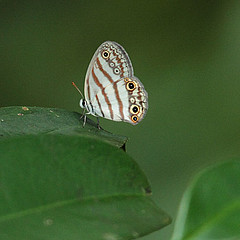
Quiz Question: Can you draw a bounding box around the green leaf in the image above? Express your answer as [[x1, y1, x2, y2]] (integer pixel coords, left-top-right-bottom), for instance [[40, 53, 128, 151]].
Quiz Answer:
[[0, 106, 127, 148], [0, 135, 171, 239], [172, 161, 240, 240]]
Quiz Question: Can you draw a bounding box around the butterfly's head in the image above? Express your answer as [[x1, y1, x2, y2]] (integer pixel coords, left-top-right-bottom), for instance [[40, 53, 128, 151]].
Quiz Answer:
[[79, 99, 86, 109]]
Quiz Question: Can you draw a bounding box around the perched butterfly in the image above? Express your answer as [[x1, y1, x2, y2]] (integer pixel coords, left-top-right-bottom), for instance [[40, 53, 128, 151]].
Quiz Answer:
[[72, 41, 148, 127]]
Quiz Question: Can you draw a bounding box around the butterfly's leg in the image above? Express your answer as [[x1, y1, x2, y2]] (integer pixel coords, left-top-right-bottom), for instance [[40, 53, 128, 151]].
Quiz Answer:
[[83, 114, 87, 128], [80, 109, 86, 128], [80, 109, 85, 120], [97, 117, 102, 130]]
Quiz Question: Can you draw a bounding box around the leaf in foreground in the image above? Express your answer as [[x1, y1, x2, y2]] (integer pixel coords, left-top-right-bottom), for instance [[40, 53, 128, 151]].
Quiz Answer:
[[172, 161, 240, 240], [0, 106, 127, 148], [0, 135, 171, 239]]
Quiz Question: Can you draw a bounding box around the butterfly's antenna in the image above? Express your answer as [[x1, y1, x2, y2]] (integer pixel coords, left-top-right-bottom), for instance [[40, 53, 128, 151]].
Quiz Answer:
[[72, 81, 84, 98]]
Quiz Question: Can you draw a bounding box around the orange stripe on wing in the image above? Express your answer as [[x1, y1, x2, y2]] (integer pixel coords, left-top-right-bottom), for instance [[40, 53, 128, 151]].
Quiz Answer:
[[92, 69, 114, 119], [86, 75, 91, 100], [113, 80, 124, 120], [96, 58, 114, 83], [95, 94, 104, 117], [96, 57, 124, 119]]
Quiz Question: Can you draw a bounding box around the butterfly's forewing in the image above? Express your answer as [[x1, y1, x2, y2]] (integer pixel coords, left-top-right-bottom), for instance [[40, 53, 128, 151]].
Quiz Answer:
[[84, 41, 133, 102], [84, 41, 148, 125]]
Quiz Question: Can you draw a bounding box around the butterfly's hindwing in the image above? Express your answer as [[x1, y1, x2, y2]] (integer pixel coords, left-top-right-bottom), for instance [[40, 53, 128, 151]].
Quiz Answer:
[[92, 77, 148, 124]]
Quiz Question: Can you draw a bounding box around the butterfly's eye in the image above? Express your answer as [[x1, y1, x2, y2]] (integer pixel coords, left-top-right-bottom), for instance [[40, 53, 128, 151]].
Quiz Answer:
[[102, 50, 110, 59], [131, 115, 139, 123], [130, 104, 140, 114], [113, 67, 120, 75], [126, 81, 136, 91]]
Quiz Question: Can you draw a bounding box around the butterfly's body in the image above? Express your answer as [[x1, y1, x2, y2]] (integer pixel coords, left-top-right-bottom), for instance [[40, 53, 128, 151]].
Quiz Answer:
[[79, 41, 148, 125]]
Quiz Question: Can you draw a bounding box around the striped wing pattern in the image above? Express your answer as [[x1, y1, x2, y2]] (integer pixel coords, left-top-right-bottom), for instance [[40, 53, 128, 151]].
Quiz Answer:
[[84, 41, 148, 125]]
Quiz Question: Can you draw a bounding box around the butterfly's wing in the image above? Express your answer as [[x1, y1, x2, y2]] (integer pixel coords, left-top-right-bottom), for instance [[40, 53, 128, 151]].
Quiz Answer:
[[84, 41, 148, 125], [92, 76, 148, 125], [84, 41, 133, 102]]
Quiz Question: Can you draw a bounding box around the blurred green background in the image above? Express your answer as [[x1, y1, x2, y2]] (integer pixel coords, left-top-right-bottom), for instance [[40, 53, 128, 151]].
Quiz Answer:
[[1, 1, 240, 239]]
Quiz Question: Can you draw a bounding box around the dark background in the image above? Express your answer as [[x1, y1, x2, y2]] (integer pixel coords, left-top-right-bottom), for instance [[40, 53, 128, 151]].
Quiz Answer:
[[1, 1, 240, 239]]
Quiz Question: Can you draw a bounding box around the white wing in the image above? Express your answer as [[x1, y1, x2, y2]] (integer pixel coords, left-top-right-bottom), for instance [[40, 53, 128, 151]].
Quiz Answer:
[[84, 41, 133, 102], [83, 41, 148, 125]]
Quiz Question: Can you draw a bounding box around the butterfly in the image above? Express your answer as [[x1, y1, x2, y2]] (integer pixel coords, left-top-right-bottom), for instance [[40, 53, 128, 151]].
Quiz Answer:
[[73, 41, 148, 127]]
